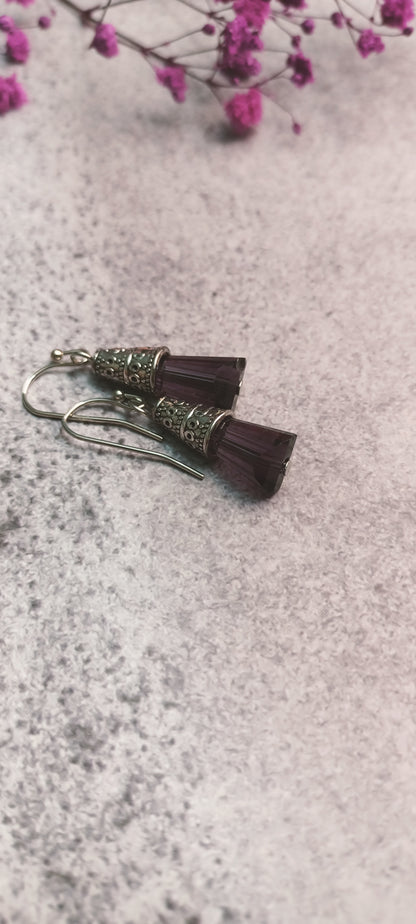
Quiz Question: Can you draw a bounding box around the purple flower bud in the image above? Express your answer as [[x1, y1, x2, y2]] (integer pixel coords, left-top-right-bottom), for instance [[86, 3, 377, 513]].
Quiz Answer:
[[156, 66, 187, 103], [91, 22, 119, 58], [381, 0, 414, 29], [0, 15, 15, 33], [5, 73, 27, 108], [225, 88, 262, 133], [287, 51, 314, 87], [301, 18, 315, 33], [219, 15, 263, 81], [357, 29, 385, 56], [6, 29, 30, 64], [233, 0, 271, 29], [0, 73, 27, 115]]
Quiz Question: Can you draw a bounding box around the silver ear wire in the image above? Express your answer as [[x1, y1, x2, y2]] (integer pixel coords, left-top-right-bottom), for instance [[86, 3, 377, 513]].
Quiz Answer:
[[22, 350, 204, 481], [21, 349, 162, 443], [61, 398, 204, 481], [22, 349, 93, 421]]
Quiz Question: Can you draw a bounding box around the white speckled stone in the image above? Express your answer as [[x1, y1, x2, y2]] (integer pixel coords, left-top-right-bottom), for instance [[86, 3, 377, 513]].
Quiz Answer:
[[1, 7, 416, 923]]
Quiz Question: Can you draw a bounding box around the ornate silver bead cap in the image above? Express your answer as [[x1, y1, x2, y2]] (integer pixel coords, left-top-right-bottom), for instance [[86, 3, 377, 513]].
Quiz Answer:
[[152, 396, 232, 458], [93, 346, 169, 394]]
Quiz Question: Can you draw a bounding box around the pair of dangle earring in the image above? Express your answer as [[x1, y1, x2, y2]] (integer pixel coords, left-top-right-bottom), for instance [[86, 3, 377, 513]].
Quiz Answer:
[[22, 344, 297, 497]]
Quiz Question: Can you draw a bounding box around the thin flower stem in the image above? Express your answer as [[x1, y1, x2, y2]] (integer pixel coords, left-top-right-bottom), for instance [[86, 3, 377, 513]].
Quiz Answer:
[[185, 63, 217, 69], [339, 0, 377, 20], [256, 65, 288, 86], [154, 25, 211, 47], [174, 46, 217, 58], [269, 12, 298, 39], [103, 0, 148, 6], [99, 0, 112, 25], [334, 0, 358, 45], [261, 86, 297, 125], [270, 10, 336, 22]]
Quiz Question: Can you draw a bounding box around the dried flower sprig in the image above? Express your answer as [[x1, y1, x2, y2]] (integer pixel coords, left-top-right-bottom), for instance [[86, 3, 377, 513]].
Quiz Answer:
[[0, 0, 414, 129]]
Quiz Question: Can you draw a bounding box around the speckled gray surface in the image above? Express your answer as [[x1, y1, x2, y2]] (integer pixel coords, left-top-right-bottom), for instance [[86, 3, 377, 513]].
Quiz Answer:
[[1, 9, 416, 923]]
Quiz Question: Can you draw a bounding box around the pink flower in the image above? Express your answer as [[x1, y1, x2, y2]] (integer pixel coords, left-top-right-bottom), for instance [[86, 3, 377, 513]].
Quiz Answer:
[[156, 66, 187, 103], [91, 23, 118, 58], [5, 72, 27, 107], [202, 23, 216, 35], [232, 0, 270, 29], [5, 0, 34, 6], [287, 51, 314, 87], [301, 18, 315, 33], [225, 87, 262, 132], [6, 29, 30, 64], [0, 14, 15, 31], [357, 29, 385, 55], [381, 0, 414, 27], [220, 15, 263, 82], [0, 73, 27, 115], [38, 15, 51, 28], [331, 11, 344, 27]]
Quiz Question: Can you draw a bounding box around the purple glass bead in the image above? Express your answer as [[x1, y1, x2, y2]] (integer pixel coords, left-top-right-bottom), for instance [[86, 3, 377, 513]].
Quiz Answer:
[[155, 354, 246, 410], [210, 417, 297, 496]]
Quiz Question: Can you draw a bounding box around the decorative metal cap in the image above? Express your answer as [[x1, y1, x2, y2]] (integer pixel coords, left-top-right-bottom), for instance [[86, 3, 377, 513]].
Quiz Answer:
[[152, 396, 232, 458], [93, 346, 169, 394]]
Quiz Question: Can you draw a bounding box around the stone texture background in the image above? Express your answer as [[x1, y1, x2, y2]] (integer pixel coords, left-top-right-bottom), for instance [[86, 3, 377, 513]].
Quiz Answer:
[[1, 6, 415, 922]]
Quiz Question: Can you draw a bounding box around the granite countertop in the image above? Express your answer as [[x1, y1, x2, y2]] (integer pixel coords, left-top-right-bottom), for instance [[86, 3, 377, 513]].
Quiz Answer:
[[1, 7, 416, 922]]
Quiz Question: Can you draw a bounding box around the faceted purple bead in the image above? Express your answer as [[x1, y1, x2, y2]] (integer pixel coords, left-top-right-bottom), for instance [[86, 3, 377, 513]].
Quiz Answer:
[[155, 355, 246, 410], [210, 418, 297, 496]]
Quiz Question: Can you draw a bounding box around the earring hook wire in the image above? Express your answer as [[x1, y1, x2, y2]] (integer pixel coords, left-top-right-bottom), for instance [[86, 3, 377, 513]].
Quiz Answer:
[[22, 350, 205, 480], [22, 349, 166, 442], [22, 350, 93, 422], [62, 398, 204, 480]]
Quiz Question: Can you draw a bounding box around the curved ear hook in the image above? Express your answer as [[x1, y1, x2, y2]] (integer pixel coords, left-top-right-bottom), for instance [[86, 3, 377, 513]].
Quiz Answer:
[[62, 397, 204, 481], [22, 348, 174, 449], [22, 349, 93, 421]]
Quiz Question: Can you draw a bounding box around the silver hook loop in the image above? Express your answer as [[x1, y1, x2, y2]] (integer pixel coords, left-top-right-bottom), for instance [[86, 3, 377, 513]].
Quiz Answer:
[[61, 398, 204, 481], [22, 349, 93, 421]]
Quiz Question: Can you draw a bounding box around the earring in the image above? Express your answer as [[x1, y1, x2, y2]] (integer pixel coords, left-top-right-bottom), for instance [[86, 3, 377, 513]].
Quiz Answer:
[[26, 345, 246, 410], [21, 352, 205, 481], [92, 345, 246, 410], [116, 392, 297, 497], [22, 351, 297, 496]]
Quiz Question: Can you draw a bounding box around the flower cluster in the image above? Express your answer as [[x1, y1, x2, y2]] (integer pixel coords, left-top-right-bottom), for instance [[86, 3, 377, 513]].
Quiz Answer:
[[0, 0, 414, 130], [156, 66, 187, 103], [90, 22, 118, 58], [0, 71, 26, 113], [220, 15, 264, 82], [0, 0, 51, 114]]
